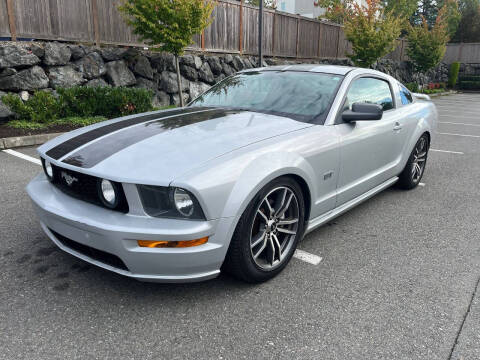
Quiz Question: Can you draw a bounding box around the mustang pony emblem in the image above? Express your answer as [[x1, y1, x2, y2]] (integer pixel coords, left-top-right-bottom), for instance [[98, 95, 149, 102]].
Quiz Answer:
[[61, 171, 78, 186]]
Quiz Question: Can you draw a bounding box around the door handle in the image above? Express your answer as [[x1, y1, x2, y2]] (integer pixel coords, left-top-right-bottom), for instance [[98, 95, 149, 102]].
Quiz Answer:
[[393, 122, 402, 131]]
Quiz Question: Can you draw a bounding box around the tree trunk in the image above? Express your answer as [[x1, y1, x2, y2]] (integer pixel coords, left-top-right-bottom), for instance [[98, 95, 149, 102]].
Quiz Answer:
[[175, 55, 184, 107]]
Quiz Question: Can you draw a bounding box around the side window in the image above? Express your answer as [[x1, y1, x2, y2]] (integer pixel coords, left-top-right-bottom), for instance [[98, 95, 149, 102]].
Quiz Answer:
[[345, 77, 394, 111], [399, 83, 413, 105]]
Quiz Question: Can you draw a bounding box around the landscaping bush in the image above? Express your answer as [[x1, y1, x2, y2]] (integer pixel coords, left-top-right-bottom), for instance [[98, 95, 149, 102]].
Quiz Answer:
[[406, 82, 419, 93], [459, 75, 480, 82], [458, 81, 480, 90], [57, 86, 153, 119], [448, 62, 460, 88], [7, 116, 107, 130], [2, 91, 61, 123]]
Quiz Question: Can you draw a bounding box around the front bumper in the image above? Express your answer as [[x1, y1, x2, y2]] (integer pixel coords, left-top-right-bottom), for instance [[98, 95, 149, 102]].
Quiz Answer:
[[26, 174, 235, 283]]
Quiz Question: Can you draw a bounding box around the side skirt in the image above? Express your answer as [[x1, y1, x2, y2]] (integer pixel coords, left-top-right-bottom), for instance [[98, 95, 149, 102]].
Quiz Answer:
[[305, 176, 398, 235]]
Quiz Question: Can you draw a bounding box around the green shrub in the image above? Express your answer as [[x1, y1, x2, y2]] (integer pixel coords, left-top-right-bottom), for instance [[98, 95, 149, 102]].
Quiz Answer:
[[406, 82, 419, 93], [459, 81, 480, 90], [52, 116, 107, 127], [6, 120, 49, 130], [57, 86, 154, 118], [459, 75, 480, 82], [2, 91, 61, 122], [7, 116, 107, 130], [448, 62, 460, 88]]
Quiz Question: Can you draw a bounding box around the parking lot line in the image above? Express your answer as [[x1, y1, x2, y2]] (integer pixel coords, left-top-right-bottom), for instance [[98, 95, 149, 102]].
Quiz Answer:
[[438, 121, 480, 127], [438, 132, 480, 138], [2, 149, 41, 165], [430, 149, 464, 155], [293, 249, 323, 265], [419, 182, 426, 187]]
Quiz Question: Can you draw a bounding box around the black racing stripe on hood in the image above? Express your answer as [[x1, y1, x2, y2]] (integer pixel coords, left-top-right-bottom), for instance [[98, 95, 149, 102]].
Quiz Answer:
[[61, 108, 240, 169], [45, 107, 211, 160]]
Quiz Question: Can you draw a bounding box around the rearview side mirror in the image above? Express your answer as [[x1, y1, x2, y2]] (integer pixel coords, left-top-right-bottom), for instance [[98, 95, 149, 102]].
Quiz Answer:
[[342, 103, 383, 122]]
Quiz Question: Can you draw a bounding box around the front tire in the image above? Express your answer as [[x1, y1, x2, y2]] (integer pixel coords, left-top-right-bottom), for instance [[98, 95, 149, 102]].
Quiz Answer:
[[397, 134, 429, 190], [223, 177, 305, 283]]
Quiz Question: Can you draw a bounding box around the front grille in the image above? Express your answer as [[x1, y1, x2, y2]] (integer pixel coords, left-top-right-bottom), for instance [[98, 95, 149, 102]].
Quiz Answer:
[[49, 164, 129, 213], [50, 229, 129, 272]]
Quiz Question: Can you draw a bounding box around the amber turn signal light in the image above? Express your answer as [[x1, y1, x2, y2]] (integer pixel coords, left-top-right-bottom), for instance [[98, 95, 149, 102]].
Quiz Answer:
[[137, 237, 208, 248]]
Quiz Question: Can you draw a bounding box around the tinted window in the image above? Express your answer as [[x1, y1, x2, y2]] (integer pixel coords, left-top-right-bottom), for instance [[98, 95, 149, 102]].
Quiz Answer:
[[399, 83, 413, 105], [189, 71, 344, 123], [345, 77, 394, 111]]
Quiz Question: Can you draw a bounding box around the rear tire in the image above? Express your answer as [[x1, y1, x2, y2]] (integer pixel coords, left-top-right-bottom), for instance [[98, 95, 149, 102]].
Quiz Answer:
[[397, 134, 429, 190], [223, 177, 305, 283]]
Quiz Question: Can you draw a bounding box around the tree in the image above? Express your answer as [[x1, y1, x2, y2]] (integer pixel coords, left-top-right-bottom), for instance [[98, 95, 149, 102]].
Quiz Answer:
[[438, 0, 461, 37], [330, 0, 403, 67], [119, 0, 215, 107], [317, 0, 351, 24], [246, 0, 277, 9], [411, 0, 439, 27], [407, 6, 450, 72], [381, 0, 417, 19], [452, 0, 480, 42]]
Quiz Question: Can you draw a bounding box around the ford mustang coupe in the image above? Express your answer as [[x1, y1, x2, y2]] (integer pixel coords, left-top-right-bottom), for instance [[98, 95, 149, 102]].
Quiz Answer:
[[27, 65, 437, 283]]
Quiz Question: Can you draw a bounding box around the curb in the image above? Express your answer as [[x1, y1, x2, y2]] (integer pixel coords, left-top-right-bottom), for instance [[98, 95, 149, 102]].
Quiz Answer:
[[0, 132, 64, 150], [428, 90, 459, 97]]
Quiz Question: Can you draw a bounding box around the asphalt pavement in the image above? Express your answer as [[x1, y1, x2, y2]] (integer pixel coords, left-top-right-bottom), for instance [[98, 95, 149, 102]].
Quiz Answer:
[[0, 93, 479, 360]]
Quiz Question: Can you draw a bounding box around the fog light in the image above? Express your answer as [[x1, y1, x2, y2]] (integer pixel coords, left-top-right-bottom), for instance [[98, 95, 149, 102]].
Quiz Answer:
[[137, 237, 208, 248]]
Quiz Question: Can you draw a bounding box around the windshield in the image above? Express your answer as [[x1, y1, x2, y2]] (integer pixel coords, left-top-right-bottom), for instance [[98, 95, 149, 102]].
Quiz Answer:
[[188, 71, 344, 123]]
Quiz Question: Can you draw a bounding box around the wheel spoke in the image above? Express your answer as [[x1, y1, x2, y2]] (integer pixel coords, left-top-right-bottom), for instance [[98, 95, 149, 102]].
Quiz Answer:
[[253, 237, 268, 259], [277, 218, 299, 225], [264, 198, 274, 216], [277, 227, 296, 235], [257, 209, 269, 223], [251, 231, 266, 248], [276, 192, 293, 218], [268, 236, 275, 265], [272, 234, 282, 260]]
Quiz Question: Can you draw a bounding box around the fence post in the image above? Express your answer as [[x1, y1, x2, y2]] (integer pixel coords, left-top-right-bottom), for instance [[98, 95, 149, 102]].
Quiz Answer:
[[295, 16, 300, 59], [317, 23, 322, 58], [91, 0, 100, 46], [239, 0, 243, 53], [272, 12, 276, 57], [335, 26, 341, 58], [6, 0, 16, 41]]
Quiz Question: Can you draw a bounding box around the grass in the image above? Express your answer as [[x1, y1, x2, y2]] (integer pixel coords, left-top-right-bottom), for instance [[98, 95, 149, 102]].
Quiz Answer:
[[5, 105, 177, 132], [7, 116, 108, 130]]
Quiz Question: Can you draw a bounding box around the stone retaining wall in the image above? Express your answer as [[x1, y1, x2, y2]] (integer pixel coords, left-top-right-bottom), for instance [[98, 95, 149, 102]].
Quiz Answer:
[[0, 41, 450, 122]]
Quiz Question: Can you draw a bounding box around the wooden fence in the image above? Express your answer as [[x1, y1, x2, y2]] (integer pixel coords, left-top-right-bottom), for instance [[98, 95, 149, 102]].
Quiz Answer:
[[0, 0, 475, 63]]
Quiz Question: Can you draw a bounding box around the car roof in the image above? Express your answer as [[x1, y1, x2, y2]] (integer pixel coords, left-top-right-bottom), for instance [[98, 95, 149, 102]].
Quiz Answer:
[[239, 64, 357, 76]]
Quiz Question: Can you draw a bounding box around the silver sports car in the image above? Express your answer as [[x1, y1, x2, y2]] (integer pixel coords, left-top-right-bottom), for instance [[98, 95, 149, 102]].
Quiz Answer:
[[27, 65, 437, 283]]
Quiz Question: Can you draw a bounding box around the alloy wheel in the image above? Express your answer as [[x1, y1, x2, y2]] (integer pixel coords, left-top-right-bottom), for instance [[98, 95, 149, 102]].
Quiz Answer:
[[411, 137, 428, 183], [249, 186, 300, 270]]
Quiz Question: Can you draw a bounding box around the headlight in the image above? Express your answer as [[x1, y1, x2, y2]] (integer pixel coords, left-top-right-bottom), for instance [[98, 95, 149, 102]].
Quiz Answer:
[[42, 158, 54, 181], [99, 179, 118, 208], [174, 188, 194, 217], [137, 185, 205, 220]]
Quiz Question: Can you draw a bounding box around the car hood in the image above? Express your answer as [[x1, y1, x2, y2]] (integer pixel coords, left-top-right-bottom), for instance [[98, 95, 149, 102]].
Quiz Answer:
[[39, 107, 312, 185]]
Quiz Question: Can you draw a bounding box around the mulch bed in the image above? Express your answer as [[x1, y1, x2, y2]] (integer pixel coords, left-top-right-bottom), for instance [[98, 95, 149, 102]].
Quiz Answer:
[[0, 124, 79, 138]]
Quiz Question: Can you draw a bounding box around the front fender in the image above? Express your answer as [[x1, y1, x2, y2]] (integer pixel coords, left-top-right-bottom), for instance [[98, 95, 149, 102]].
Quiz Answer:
[[220, 151, 316, 219]]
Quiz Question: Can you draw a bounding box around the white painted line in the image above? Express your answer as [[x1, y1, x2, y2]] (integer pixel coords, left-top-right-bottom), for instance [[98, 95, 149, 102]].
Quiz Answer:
[[430, 148, 464, 155], [2, 149, 41, 165], [439, 121, 480, 127], [418, 182, 425, 187], [293, 249, 322, 265], [438, 132, 480, 138]]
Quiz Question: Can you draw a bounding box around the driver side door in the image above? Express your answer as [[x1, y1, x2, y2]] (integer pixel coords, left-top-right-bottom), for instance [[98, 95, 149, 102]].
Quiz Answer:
[[335, 76, 405, 206]]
